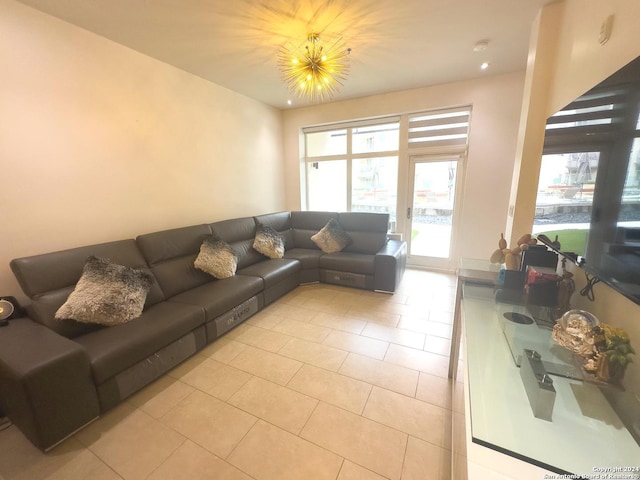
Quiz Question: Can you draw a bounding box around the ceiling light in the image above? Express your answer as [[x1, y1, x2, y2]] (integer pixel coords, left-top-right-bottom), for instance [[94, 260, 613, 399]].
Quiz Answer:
[[481, 62, 490, 70], [474, 40, 489, 52], [278, 33, 351, 102]]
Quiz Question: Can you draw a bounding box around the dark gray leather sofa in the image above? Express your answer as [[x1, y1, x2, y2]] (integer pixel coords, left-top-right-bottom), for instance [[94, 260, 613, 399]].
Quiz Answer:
[[0, 211, 406, 451]]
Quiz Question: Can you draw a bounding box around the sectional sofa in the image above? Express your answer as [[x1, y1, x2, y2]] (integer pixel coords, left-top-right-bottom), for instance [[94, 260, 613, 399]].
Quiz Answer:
[[0, 210, 406, 451]]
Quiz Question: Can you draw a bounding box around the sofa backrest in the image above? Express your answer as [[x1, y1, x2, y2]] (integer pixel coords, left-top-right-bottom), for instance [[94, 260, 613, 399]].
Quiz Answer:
[[290, 211, 338, 250], [210, 217, 264, 269], [338, 212, 389, 254], [136, 224, 213, 299], [254, 211, 294, 249], [10, 239, 164, 338]]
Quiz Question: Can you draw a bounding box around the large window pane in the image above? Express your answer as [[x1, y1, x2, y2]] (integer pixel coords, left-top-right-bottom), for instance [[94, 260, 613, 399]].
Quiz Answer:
[[352, 157, 398, 223], [307, 160, 346, 211], [410, 161, 458, 258], [306, 130, 347, 157], [352, 123, 399, 154], [533, 152, 600, 253]]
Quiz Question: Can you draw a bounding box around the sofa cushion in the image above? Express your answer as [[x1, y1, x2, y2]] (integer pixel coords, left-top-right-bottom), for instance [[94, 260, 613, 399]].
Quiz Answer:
[[239, 258, 300, 289], [253, 223, 285, 259], [284, 248, 325, 270], [290, 211, 338, 250], [26, 288, 105, 338], [74, 301, 205, 385], [169, 274, 264, 322], [10, 239, 165, 338], [136, 224, 213, 299], [338, 212, 389, 254], [319, 252, 376, 275], [254, 212, 294, 249], [194, 235, 238, 279], [211, 217, 264, 269], [311, 219, 352, 253], [55, 256, 154, 327]]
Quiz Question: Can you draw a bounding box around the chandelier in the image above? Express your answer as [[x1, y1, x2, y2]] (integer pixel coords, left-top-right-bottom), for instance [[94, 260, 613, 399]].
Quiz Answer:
[[278, 33, 351, 102]]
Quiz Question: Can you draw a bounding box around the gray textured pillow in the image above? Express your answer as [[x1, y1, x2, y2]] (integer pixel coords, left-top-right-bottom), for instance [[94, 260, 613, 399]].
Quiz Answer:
[[194, 235, 238, 278], [311, 218, 352, 253], [253, 223, 285, 259], [55, 256, 154, 326]]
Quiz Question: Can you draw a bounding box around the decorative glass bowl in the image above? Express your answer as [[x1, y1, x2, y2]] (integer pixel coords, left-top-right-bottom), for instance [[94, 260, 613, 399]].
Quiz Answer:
[[552, 309, 600, 357]]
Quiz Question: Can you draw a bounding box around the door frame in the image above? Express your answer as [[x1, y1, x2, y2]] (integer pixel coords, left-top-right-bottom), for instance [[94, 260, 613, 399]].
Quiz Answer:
[[405, 154, 466, 271]]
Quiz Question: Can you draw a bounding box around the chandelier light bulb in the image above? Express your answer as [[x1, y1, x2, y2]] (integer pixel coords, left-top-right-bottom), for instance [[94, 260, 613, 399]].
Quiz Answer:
[[278, 32, 351, 102]]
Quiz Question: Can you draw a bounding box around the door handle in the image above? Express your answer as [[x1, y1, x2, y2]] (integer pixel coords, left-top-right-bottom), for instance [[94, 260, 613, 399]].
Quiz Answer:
[[407, 207, 411, 219]]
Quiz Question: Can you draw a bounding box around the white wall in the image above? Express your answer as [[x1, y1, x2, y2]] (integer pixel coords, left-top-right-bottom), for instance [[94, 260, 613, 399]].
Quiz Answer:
[[0, 0, 285, 302], [282, 72, 526, 263]]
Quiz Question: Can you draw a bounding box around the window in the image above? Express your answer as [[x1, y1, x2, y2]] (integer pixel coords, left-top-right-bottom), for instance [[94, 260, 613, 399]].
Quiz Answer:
[[303, 118, 400, 223]]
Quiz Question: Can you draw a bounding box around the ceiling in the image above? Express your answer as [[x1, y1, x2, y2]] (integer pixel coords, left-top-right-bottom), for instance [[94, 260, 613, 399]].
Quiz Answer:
[[17, 0, 554, 109]]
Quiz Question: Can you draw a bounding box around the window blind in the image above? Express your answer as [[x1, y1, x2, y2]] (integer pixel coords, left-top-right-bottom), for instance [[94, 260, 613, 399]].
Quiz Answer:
[[407, 106, 471, 150]]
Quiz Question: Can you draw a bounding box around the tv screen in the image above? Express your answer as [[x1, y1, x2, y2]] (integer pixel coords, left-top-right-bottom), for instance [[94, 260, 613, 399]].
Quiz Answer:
[[534, 55, 640, 303]]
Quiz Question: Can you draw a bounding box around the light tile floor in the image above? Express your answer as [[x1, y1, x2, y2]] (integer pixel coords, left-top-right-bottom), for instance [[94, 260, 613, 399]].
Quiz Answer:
[[0, 268, 457, 480]]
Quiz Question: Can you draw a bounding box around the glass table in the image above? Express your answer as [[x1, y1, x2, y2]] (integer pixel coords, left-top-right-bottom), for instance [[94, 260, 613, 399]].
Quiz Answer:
[[458, 273, 640, 477]]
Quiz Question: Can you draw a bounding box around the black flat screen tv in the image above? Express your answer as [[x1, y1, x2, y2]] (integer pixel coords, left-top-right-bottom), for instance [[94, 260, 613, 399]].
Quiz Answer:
[[534, 55, 640, 304]]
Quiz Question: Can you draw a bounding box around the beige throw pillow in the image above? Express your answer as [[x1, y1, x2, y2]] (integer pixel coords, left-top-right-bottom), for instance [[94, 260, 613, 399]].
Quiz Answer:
[[311, 218, 352, 253], [194, 235, 238, 279], [55, 256, 154, 326]]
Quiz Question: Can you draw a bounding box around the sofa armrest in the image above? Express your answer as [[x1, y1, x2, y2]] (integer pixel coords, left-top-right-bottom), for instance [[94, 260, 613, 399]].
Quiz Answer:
[[0, 317, 100, 451], [374, 240, 407, 293]]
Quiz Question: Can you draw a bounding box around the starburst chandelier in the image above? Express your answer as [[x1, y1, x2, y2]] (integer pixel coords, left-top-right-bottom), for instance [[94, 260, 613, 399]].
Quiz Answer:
[[278, 33, 351, 102]]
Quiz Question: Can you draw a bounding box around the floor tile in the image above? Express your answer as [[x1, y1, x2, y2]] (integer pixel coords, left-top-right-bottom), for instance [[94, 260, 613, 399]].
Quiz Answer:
[[228, 376, 318, 434], [346, 308, 400, 327], [200, 337, 249, 364], [423, 335, 451, 356], [307, 312, 367, 334], [76, 403, 185, 480], [178, 357, 252, 401], [229, 345, 303, 385], [287, 364, 372, 414], [147, 440, 252, 480], [363, 387, 449, 447], [272, 317, 332, 343], [428, 310, 455, 326], [323, 331, 389, 360], [228, 420, 343, 480], [245, 311, 286, 329], [127, 376, 194, 419], [361, 322, 425, 349], [0, 429, 120, 480], [161, 390, 256, 459], [416, 372, 453, 409], [337, 460, 388, 480], [397, 314, 430, 333], [231, 324, 293, 352], [264, 303, 319, 321], [300, 298, 351, 315], [401, 435, 451, 480], [301, 402, 407, 480], [278, 337, 348, 371], [339, 353, 419, 397], [384, 343, 449, 378]]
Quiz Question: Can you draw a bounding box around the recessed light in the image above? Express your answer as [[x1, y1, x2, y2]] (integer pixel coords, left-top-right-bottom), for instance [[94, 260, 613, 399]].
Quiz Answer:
[[474, 40, 489, 52], [481, 62, 490, 70], [287, 99, 292, 105]]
